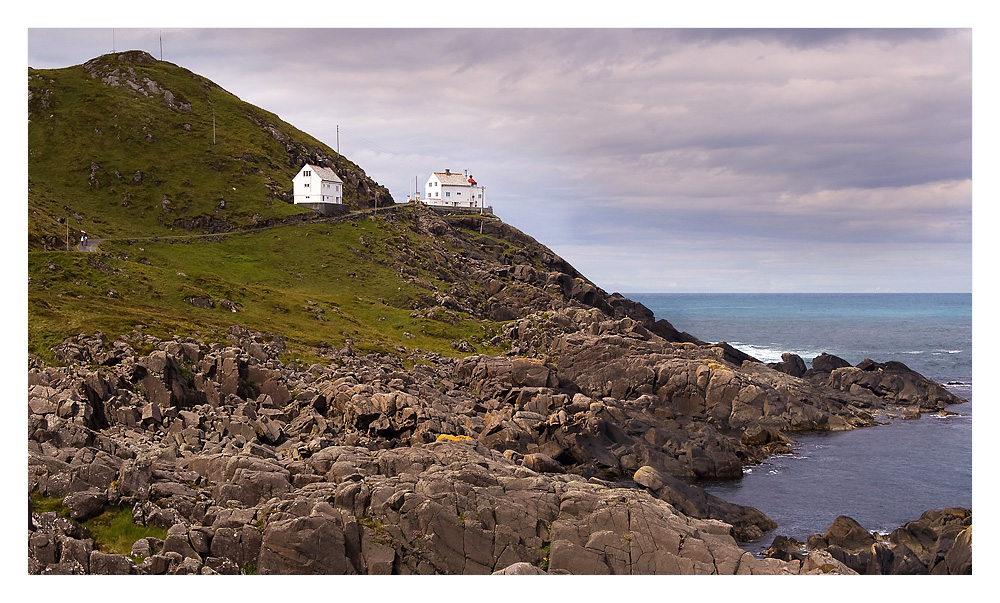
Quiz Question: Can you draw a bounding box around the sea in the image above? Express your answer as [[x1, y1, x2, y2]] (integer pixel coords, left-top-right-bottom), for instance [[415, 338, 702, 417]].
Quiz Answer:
[[625, 293, 972, 551]]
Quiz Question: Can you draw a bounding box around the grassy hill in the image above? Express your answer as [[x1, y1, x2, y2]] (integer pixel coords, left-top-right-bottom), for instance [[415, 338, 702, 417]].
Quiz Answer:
[[27, 51, 502, 363], [28, 50, 392, 249]]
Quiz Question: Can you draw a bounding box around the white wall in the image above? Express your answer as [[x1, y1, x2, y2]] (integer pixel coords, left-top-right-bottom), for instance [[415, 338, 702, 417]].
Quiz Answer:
[[294, 166, 343, 204], [424, 173, 484, 208]]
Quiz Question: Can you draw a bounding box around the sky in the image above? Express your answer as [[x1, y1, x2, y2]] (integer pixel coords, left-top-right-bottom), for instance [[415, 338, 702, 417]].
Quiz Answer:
[[22, 9, 981, 294]]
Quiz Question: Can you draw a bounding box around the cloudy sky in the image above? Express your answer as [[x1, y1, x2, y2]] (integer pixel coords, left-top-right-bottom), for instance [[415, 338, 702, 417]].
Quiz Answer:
[[26, 16, 977, 293]]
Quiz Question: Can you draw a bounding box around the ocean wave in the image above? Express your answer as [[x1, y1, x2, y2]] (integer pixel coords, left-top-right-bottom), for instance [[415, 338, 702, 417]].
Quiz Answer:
[[899, 350, 924, 355], [934, 349, 964, 354], [726, 342, 827, 365]]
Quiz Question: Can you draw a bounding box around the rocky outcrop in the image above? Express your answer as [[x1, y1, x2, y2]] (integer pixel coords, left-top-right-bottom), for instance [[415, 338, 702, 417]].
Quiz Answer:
[[633, 465, 776, 541], [769, 353, 807, 378], [822, 359, 964, 412], [767, 508, 973, 575], [28, 313, 966, 574], [810, 352, 852, 374]]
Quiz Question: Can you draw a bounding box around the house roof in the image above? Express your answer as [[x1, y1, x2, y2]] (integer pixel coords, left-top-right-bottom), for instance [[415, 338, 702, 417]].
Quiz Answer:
[[303, 164, 343, 183], [434, 172, 473, 186]]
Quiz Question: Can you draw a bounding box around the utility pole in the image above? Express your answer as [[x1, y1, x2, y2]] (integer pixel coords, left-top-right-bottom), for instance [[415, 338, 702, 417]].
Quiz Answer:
[[336, 125, 340, 155], [160, 32, 163, 60]]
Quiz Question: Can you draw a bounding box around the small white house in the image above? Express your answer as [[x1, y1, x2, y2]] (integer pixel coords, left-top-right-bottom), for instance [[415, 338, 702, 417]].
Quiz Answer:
[[422, 169, 484, 209], [293, 164, 343, 205]]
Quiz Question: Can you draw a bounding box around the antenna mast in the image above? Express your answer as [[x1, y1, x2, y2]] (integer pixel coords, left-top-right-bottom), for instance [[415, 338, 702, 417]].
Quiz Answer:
[[159, 32, 163, 60]]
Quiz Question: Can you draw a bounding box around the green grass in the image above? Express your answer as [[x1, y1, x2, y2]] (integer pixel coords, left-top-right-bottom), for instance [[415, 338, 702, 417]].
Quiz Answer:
[[28, 52, 388, 249], [29, 213, 504, 364], [30, 492, 168, 557], [82, 506, 169, 557], [29, 491, 71, 517]]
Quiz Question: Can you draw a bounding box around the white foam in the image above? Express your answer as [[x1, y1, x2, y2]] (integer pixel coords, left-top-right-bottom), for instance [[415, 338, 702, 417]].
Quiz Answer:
[[724, 342, 827, 365]]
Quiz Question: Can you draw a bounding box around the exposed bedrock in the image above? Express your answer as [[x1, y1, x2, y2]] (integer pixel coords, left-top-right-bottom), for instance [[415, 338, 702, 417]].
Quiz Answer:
[[765, 508, 972, 575], [29, 311, 965, 574]]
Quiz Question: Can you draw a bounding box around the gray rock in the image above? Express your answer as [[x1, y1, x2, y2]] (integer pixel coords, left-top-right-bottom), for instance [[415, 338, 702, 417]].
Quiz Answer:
[[820, 515, 875, 552], [89, 551, 134, 575], [811, 352, 851, 373], [492, 561, 546, 575], [522, 452, 564, 474], [258, 515, 352, 575], [62, 488, 107, 520]]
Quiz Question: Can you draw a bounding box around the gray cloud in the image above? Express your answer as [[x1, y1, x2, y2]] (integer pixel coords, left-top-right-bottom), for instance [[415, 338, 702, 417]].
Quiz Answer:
[[28, 27, 972, 292]]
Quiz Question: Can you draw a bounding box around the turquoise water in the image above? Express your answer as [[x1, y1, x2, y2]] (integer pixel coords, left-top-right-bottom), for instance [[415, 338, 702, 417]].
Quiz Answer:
[[626, 293, 972, 547]]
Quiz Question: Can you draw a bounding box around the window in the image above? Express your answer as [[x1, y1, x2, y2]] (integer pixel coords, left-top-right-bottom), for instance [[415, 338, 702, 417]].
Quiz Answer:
[[303, 170, 311, 177], [304, 183, 310, 188], [446, 192, 451, 197]]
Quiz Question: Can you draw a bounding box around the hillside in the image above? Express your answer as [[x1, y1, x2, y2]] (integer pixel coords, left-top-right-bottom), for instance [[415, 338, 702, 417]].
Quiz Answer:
[[28, 50, 710, 364], [28, 50, 392, 249]]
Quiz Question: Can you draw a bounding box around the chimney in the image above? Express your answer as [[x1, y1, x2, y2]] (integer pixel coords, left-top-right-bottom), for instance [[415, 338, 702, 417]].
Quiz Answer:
[[445, 169, 450, 175]]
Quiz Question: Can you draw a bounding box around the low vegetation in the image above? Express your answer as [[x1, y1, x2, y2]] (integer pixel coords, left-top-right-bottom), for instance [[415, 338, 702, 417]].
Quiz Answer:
[[29, 492, 168, 557], [29, 210, 506, 363]]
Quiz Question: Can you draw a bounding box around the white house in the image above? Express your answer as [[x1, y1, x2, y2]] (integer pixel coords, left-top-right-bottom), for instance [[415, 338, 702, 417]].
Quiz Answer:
[[293, 164, 343, 205], [422, 169, 484, 209]]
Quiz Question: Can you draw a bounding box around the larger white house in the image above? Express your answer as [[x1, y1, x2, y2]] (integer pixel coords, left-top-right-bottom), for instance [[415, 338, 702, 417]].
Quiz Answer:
[[293, 164, 343, 205], [422, 169, 484, 209]]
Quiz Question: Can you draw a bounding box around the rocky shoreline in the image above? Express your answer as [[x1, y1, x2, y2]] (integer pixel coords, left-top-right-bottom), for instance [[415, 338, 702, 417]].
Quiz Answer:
[[29, 309, 970, 574]]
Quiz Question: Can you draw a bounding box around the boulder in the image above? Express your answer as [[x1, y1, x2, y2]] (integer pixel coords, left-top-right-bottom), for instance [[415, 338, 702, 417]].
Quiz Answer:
[[89, 551, 134, 575], [770, 353, 807, 378], [258, 515, 352, 575], [811, 352, 851, 373], [942, 526, 972, 574], [62, 489, 107, 520], [522, 452, 564, 474], [820, 515, 875, 552]]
